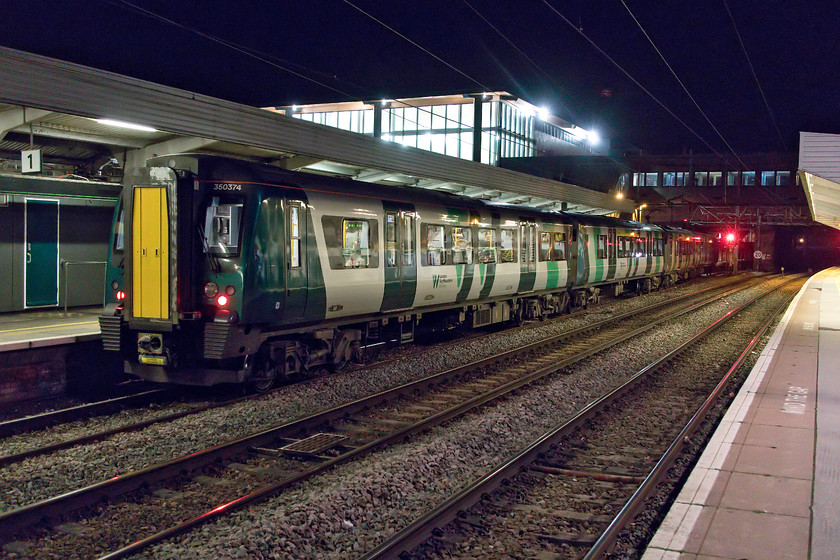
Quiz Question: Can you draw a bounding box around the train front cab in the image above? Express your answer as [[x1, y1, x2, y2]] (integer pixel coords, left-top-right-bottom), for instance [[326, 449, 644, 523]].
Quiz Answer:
[[100, 165, 257, 386]]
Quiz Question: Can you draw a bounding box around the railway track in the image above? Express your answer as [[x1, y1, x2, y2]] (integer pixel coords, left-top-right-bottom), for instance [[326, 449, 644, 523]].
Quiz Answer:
[[361, 276, 802, 560], [0, 275, 776, 559], [0, 276, 752, 469]]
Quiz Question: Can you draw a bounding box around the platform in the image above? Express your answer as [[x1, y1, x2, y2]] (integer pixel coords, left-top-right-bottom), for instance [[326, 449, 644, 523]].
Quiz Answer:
[[0, 306, 101, 353], [643, 267, 840, 560]]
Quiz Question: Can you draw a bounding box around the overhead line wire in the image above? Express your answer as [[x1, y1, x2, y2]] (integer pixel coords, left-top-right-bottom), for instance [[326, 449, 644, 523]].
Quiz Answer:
[[541, 0, 735, 167], [341, 0, 496, 93], [619, 0, 748, 170], [107, 0, 475, 137], [722, 0, 787, 150]]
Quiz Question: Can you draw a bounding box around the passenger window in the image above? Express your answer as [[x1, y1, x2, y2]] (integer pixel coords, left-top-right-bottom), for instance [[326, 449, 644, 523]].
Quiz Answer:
[[289, 203, 302, 268], [402, 214, 415, 266], [321, 216, 379, 270], [540, 231, 552, 261], [553, 232, 566, 260], [500, 228, 517, 263], [452, 226, 473, 264], [425, 224, 446, 266], [597, 235, 607, 259], [386, 213, 397, 267], [344, 220, 370, 267], [478, 228, 496, 263]]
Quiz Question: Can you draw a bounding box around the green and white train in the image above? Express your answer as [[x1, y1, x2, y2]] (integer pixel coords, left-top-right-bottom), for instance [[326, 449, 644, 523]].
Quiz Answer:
[[99, 154, 716, 388]]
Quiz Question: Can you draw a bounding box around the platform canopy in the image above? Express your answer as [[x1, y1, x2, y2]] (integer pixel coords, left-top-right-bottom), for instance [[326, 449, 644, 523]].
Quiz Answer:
[[0, 47, 634, 216], [799, 132, 840, 230]]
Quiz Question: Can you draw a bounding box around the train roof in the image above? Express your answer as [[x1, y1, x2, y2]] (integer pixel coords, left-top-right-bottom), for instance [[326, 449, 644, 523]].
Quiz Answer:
[[143, 154, 688, 235]]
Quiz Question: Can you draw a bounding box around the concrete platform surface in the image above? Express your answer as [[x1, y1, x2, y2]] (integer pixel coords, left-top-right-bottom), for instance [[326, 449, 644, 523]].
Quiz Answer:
[[0, 306, 101, 352], [643, 267, 840, 560]]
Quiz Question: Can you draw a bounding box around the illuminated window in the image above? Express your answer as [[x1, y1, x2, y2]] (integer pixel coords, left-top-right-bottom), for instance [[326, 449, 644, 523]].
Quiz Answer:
[[743, 171, 756, 186], [597, 235, 607, 259], [478, 228, 496, 263], [500, 228, 517, 263], [425, 224, 446, 266], [452, 226, 472, 264], [553, 232, 567, 260], [709, 172, 723, 186], [776, 171, 790, 186], [663, 172, 676, 186], [645, 173, 659, 186], [321, 216, 379, 270], [289, 203, 302, 268], [694, 172, 708, 186], [727, 171, 739, 186], [761, 171, 775, 186]]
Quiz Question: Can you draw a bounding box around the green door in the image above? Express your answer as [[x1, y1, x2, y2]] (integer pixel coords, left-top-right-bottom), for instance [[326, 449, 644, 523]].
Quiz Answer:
[[25, 199, 59, 307]]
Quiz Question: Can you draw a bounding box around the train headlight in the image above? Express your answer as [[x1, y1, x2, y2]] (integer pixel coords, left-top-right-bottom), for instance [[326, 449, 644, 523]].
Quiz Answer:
[[204, 282, 219, 298], [111, 280, 120, 290], [217, 294, 229, 307], [225, 285, 236, 296]]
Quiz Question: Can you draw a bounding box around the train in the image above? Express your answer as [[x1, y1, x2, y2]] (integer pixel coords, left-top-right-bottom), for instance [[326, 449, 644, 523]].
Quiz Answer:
[[99, 154, 717, 389]]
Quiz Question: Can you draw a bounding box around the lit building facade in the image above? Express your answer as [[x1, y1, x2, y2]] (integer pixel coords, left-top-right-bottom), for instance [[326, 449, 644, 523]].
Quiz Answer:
[[266, 92, 606, 166]]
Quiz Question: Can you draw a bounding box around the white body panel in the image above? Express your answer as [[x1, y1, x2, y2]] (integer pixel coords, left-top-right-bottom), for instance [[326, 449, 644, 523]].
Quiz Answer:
[[306, 191, 385, 320]]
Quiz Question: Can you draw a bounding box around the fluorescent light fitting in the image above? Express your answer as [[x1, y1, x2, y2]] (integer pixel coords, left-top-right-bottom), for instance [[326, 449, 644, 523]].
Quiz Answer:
[[95, 118, 158, 132]]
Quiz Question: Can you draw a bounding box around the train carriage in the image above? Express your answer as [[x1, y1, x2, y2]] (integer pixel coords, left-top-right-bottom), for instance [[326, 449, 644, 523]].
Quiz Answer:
[[100, 154, 715, 388]]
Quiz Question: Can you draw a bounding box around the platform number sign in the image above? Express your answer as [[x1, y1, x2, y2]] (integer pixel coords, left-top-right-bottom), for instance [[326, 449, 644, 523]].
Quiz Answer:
[[22, 149, 42, 173]]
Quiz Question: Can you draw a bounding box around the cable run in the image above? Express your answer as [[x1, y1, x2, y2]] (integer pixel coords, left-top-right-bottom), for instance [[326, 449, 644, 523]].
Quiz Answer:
[[542, 0, 734, 166], [619, 1, 747, 170], [723, 0, 787, 151], [341, 0, 496, 93]]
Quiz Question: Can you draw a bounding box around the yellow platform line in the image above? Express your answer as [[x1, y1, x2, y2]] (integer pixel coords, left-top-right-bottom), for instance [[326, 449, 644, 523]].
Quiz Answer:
[[0, 320, 99, 334]]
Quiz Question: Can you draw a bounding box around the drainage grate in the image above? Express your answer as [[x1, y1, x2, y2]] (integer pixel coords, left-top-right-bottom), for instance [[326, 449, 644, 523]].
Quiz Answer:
[[280, 433, 348, 456]]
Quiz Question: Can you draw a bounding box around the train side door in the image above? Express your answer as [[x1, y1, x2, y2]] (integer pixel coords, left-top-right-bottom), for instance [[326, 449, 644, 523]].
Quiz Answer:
[[285, 200, 307, 318], [608, 228, 617, 279], [24, 198, 59, 307], [382, 209, 416, 311], [518, 222, 537, 292]]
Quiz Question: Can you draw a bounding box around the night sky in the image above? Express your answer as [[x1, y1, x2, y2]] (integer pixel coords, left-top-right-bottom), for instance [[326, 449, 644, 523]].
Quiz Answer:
[[2, 0, 837, 155]]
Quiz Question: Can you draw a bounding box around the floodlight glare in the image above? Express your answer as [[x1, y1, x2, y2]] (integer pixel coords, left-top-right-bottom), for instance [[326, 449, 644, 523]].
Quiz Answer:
[[95, 118, 158, 132]]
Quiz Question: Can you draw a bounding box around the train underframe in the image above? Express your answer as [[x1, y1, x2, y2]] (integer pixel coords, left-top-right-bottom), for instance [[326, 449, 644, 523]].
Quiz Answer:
[[107, 268, 703, 389]]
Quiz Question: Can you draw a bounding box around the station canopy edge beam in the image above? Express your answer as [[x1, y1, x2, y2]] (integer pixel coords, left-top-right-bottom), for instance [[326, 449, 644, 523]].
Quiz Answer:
[[0, 46, 633, 214]]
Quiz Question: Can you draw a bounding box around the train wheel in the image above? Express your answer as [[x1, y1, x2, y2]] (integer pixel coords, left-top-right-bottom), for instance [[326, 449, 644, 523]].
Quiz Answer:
[[248, 354, 276, 392]]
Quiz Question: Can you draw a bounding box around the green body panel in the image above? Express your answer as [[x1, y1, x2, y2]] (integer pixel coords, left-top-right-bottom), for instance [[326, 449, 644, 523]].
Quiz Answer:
[[242, 189, 326, 325]]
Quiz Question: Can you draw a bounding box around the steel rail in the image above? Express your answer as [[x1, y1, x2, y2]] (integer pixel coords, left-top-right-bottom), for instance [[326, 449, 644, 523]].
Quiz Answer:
[[0, 389, 169, 438], [90, 278, 772, 559], [359, 277, 797, 560], [581, 293, 796, 559], [0, 277, 748, 467], [0, 276, 761, 540]]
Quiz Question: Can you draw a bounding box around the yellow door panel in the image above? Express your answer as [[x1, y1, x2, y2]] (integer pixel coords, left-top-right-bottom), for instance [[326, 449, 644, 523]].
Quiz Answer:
[[132, 187, 169, 319]]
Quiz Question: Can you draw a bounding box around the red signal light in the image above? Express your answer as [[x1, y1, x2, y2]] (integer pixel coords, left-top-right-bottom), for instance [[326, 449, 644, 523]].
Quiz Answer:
[[724, 232, 736, 243], [217, 294, 228, 307]]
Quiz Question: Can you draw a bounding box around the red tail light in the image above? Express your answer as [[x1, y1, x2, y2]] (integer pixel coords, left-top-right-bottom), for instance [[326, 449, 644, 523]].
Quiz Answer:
[[217, 294, 228, 307], [116, 290, 125, 301]]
